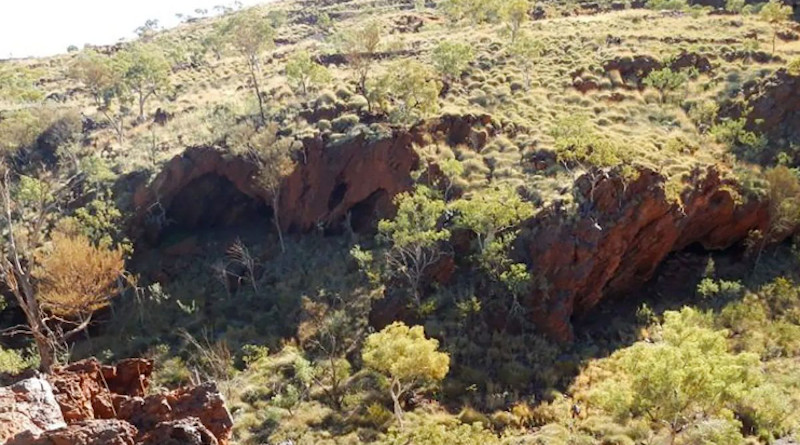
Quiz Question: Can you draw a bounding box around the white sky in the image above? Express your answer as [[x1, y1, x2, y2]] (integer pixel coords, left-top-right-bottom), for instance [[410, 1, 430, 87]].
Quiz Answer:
[[0, 0, 266, 59]]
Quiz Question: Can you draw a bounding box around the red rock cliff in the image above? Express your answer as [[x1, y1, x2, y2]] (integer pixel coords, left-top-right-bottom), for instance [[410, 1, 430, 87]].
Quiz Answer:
[[522, 166, 769, 341]]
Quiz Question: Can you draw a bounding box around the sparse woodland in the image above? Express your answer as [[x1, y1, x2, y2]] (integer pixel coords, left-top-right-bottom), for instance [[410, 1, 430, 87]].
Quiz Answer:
[[2, 0, 800, 443]]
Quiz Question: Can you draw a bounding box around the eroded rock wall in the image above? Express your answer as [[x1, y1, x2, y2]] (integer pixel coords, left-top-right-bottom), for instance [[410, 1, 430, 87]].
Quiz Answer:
[[521, 167, 768, 341], [2, 358, 232, 445]]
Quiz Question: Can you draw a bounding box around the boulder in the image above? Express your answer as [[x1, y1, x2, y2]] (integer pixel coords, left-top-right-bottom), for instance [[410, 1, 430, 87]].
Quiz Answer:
[[0, 378, 66, 443], [140, 418, 219, 445], [10, 419, 138, 445]]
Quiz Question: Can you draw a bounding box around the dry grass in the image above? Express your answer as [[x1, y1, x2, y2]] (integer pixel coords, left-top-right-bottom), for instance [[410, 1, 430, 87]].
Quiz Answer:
[[2, 1, 799, 205]]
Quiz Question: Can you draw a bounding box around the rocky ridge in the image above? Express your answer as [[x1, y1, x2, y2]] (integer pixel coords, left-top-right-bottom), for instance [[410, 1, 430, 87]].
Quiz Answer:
[[0, 358, 233, 445]]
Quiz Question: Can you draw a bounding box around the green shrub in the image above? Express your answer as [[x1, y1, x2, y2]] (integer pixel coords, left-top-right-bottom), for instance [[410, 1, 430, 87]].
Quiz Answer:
[[0, 347, 34, 374], [432, 41, 475, 83], [645, 0, 688, 10], [332, 114, 360, 132], [379, 412, 500, 445], [726, 0, 746, 13], [789, 58, 800, 75], [710, 118, 767, 152], [550, 114, 627, 167]]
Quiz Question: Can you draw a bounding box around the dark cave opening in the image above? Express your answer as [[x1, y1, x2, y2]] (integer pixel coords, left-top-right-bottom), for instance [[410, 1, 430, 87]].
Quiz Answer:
[[156, 173, 272, 244], [328, 182, 348, 211], [350, 189, 388, 232]]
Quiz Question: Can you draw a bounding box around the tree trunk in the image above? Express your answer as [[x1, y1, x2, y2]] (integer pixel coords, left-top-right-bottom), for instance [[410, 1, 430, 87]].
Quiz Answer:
[[249, 62, 266, 125], [390, 382, 404, 429], [272, 189, 285, 253], [18, 283, 55, 373], [138, 90, 145, 121], [33, 330, 55, 373]]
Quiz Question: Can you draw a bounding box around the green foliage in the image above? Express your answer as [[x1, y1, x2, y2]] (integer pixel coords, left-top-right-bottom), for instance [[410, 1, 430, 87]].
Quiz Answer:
[[688, 100, 719, 132], [645, 0, 689, 11], [337, 21, 382, 96], [508, 31, 544, 88], [0, 108, 56, 153], [725, 0, 746, 13], [220, 8, 275, 121], [120, 43, 171, 120], [764, 166, 800, 243], [431, 41, 475, 83], [374, 61, 441, 123], [451, 184, 534, 253], [550, 115, 626, 167], [696, 278, 743, 300], [642, 67, 691, 102], [285, 50, 331, 96], [440, 0, 503, 24], [363, 322, 450, 425], [222, 9, 276, 60], [67, 191, 129, 251], [68, 50, 130, 141], [363, 322, 450, 387], [789, 58, 800, 76], [0, 66, 43, 103], [680, 417, 746, 445], [378, 186, 450, 303], [501, 0, 530, 43], [68, 50, 125, 105], [709, 118, 766, 152], [0, 346, 35, 374], [379, 412, 499, 445], [379, 186, 449, 251], [588, 308, 763, 440], [759, 0, 793, 54]]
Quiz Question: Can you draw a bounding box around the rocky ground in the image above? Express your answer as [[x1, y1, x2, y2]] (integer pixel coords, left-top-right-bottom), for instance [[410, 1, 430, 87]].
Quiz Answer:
[[0, 359, 232, 445]]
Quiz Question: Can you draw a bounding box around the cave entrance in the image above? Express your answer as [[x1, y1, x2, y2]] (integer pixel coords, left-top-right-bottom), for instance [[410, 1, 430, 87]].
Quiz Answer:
[[157, 173, 272, 244]]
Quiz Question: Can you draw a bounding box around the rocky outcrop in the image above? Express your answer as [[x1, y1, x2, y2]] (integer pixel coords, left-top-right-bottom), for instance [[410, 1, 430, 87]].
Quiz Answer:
[[47, 358, 152, 423], [132, 129, 419, 242], [128, 112, 508, 244], [115, 382, 232, 442], [595, 52, 712, 90], [2, 358, 233, 445], [729, 69, 800, 145], [140, 418, 219, 445], [282, 131, 420, 233], [11, 419, 139, 445], [521, 166, 769, 341], [0, 378, 66, 443]]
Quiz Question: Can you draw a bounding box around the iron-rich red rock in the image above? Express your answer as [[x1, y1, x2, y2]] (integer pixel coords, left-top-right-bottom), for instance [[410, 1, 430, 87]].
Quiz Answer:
[[10, 419, 138, 445], [0, 378, 66, 443], [140, 418, 219, 445], [522, 166, 769, 341], [2, 358, 232, 445]]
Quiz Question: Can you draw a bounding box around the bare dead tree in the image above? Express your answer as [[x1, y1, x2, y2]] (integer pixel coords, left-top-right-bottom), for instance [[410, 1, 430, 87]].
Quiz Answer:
[[227, 238, 259, 293], [0, 165, 79, 372]]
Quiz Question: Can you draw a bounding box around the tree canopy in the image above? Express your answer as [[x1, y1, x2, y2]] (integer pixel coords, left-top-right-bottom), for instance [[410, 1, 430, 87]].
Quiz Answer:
[[362, 322, 450, 426], [587, 308, 763, 442]]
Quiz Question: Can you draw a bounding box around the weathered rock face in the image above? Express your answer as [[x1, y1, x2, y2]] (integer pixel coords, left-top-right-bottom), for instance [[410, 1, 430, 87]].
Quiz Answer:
[[0, 378, 66, 443], [1, 358, 233, 445], [282, 131, 419, 233], [114, 382, 233, 443], [739, 69, 800, 145], [140, 418, 219, 445], [521, 167, 769, 341], [11, 419, 139, 445], [132, 129, 419, 243], [601, 51, 712, 87]]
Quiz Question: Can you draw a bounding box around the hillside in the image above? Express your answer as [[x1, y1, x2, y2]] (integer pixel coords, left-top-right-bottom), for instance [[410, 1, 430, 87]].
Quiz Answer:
[[2, 0, 800, 443]]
